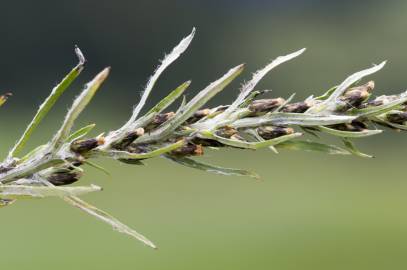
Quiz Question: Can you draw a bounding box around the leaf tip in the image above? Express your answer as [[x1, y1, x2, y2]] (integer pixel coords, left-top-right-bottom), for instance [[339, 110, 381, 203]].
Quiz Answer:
[[95, 67, 111, 83], [74, 45, 86, 66]]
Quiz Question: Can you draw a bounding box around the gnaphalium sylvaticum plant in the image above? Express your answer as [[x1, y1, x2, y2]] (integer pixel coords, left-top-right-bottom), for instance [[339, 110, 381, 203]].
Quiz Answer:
[[1, 28, 406, 249]]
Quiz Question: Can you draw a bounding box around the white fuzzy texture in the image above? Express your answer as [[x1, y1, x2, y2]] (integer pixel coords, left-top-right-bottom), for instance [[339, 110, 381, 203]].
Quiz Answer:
[[224, 48, 306, 116], [308, 61, 386, 114], [124, 28, 196, 127]]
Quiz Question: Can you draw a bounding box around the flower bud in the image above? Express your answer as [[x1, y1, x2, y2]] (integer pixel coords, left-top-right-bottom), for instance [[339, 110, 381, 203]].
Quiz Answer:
[[257, 126, 294, 140], [47, 170, 83, 186], [112, 128, 144, 150], [340, 81, 374, 108], [145, 112, 175, 131], [249, 98, 285, 113], [386, 112, 407, 124], [281, 101, 311, 113], [171, 143, 203, 157], [70, 136, 105, 154]]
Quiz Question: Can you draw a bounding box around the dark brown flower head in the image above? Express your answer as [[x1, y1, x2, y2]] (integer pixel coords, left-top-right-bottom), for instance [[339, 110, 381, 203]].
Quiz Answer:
[[282, 101, 311, 113], [144, 112, 175, 131], [71, 136, 105, 154], [47, 170, 83, 186], [339, 81, 375, 109], [249, 98, 285, 113], [257, 126, 294, 140], [112, 128, 144, 149]]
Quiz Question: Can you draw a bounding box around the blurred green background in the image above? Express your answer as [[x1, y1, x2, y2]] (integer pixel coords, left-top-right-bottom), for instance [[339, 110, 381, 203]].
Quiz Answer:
[[1, 0, 407, 269]]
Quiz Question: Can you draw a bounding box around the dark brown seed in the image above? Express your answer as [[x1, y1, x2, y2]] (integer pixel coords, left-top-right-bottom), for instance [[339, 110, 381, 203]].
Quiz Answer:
[[47, 171, 83, 186], [249, 98, 285, 113], [340, 81, 374, 108], [145, 112, 175, 131], [257, 126, 294, 140], [282, 102, 310, 113], [70, 137, 105, 153], [171, 143, 203, 157], [112, 128, 144, 149]]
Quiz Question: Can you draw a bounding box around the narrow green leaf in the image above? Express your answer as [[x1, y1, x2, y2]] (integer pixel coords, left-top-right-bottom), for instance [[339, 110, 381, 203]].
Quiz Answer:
[[239, 90, 273, 108], [38, 178, 156, 249], [201, 130, 302, 150], [96, 140, 185, 160], [342, 138, 373, 158], [63, 195, 157, 249], [137, 64, 245, 143], [275, 140, 350, 155], [0, 184, 102, 199], [276, 93, 296, 112], [9, 48, 85, 158], [348, 91, 407, 117], [314, 85, 337, 101], [18, 144, 48, 164], [165, 155, 260, 179], [125, 28, 195, 125], [299, 127, 320, 138], [224, 48, 305, 115], [146, 81, 191, 116], [67, 124, 96, 142], [231, 112, 356, 129], [308, 61, 386, 114], [51, 67, 110, 151], [83, 160, 111, 176], [317, 126, 382, 138], [373, 116, 407, 130], [103, 82, 190, 148]]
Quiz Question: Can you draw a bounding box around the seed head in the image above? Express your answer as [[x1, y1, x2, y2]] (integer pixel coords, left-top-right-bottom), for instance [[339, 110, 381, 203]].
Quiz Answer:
[[145, 112, 175, 131], [113, 128, 144, 149], [257, 126, 294, 140], [249, 98, 285, 113], [339, 81, 375, 109], [47, 170, 83, 186], [71, 137, 105, 154], [282, 101, 311, 113]]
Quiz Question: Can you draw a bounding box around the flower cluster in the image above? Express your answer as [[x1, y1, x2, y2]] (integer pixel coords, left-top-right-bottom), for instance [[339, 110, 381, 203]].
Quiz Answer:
[[0, 29, 405, 249]]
